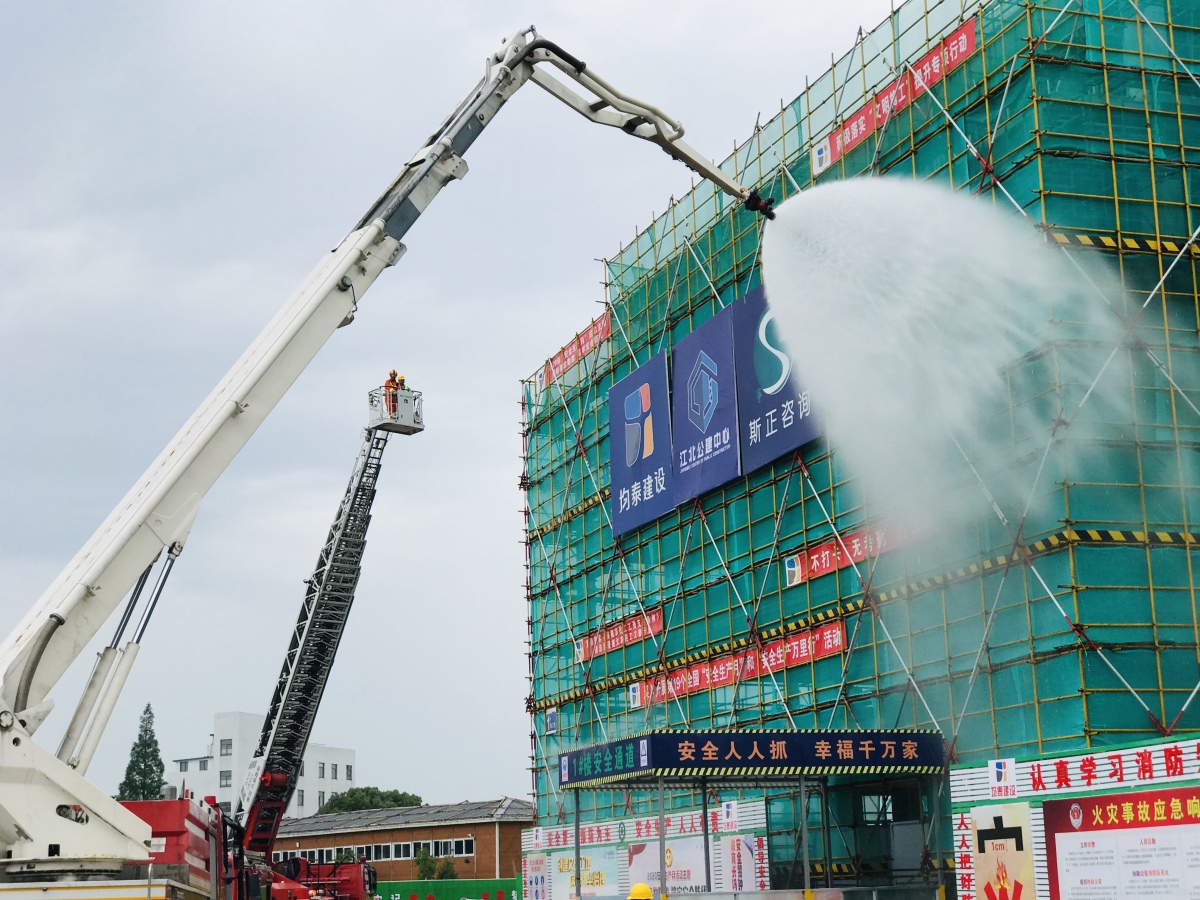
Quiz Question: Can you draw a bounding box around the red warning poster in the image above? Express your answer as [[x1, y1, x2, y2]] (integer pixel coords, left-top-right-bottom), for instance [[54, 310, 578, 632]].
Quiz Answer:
[[1044, 785, 1200, 898]]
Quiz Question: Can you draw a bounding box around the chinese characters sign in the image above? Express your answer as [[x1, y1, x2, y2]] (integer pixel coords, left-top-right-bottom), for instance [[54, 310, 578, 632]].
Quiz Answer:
[[810, 17, 978, 175], [631, 621, 845, 709], [522, 799, 770, 898], [671, 305, 742, 503], [784, 526, 892, 586], [560, 729, 944, 786], [1043, 787, 1200, 899], [951, 736, 1200, 900], [732, 287, 819, 474], [609, 352, 676, 535], [543, 313, 612, 389], [576, 608, 664, 662]]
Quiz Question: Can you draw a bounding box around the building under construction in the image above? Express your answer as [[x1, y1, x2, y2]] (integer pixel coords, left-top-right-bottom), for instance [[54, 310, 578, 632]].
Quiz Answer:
[[521, 0, 1200, 895]]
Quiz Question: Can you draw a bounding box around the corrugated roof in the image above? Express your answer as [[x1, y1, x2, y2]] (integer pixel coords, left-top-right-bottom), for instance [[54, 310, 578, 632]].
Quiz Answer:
[[276, 798, 534, 838]]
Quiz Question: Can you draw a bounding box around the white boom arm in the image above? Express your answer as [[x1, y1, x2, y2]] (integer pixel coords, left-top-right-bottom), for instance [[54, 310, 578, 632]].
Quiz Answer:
[[0, 26, 769, 869]]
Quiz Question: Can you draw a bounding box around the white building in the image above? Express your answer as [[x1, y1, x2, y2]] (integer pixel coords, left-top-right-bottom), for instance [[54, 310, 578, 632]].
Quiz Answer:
[[170, 712, 355, 818]]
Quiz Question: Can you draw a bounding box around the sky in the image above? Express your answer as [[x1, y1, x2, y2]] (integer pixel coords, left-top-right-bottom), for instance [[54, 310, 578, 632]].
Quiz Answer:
[[0, 1, 895, 808]]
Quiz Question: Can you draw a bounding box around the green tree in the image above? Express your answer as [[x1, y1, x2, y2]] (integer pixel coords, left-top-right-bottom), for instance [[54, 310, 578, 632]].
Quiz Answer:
[[316, 786, 421, 815], [116, 703, 165, 801], [414, 849, 437, 880], [435, 857, 458, 880]]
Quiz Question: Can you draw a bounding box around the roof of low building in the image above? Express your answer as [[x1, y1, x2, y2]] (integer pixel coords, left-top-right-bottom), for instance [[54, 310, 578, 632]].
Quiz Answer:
[[277, 798, 534, 838]]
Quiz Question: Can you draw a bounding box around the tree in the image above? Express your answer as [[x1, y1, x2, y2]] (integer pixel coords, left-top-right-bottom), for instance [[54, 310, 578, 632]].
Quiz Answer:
[[435, 857, 458, 880], [414, 849, 437, 880], [116, 703, 165, 801], [316, 786, 421, 815]]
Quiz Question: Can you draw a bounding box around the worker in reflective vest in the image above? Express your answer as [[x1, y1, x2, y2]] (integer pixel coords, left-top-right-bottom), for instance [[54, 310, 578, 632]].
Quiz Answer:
[[384, 369, 399, 415]]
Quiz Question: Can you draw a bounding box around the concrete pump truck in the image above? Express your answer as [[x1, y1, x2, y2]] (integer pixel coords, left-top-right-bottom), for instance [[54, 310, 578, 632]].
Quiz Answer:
[[0, 26, 773, 900]]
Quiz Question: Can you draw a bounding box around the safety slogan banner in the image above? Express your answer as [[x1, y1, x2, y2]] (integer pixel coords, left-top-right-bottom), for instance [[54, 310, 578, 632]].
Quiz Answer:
[[811, 17, 978, 175], [630, 620, 845, 709], [671, 305, 741, 503], [550, 847, 620, 900], [732, 286, 819, 474], [576, 608, 664, 662], [609, 352, 676, 535]]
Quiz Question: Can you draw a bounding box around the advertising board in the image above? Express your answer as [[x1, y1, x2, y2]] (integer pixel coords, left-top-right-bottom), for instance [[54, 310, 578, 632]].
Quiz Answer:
[[520, 801, 771, 899], [670, 306, 741, 503], [732, 287, 819, 474], [609, 352, 676, 535], [950, 736, 1200, 900], [550, 847, 620, 900]]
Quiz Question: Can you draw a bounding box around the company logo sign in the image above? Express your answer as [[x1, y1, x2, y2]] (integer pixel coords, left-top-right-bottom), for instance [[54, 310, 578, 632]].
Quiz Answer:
[[608, 351, 675, 535], [754, 311, 791, 395], [687, 351, 719, 431], [624, 383, 655, 466], [733, 287, 820, 474], [989, 758, 1018, 798], [672, 306, 741, 503]]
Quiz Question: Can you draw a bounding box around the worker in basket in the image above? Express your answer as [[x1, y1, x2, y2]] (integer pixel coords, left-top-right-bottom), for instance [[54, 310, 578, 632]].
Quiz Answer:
[[383, 369, 401, 415], [627, 884, 654, 900]]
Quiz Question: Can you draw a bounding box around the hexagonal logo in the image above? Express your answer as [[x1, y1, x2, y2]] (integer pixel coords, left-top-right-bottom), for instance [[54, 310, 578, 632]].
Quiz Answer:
[[687, 350, 719, 432]]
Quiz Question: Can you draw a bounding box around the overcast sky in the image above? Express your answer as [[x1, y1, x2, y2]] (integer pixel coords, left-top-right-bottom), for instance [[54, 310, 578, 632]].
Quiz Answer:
[[0, 2, 894, 807]]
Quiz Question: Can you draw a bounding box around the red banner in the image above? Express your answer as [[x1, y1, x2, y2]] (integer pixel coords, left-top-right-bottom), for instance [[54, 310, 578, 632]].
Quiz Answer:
[[784, 526, 895, 587], [815, 17, 978, 171], [632, 620, 845, 708], [542, 313, 611, 388], [579, 607, 663, 662]]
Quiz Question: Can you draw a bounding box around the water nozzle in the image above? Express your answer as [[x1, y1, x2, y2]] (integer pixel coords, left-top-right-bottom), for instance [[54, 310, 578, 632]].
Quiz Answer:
[[744, 190, 776, 220]]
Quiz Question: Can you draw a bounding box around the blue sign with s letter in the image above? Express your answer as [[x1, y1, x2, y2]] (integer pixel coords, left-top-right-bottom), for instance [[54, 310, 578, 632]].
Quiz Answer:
[[732, 287, 820, 473]]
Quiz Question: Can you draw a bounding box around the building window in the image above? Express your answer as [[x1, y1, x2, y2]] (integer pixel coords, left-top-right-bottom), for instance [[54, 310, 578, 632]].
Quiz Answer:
[[220, 739, 232, 756], [374, 844, 390, 860], [273, 853, 282, 863], [331, 764, 338, 780], [434, 840, 454, 857], [318, 763, 325, 779], [454, 839, 474, 857], [297, 790, 305, 807], [198, 759, 208, 771], [394, 843, 412, 859], [412, 841, 431, 857], [219, 802, 231, 814], [346, 765, 352, 781], [318, 791, 325, 808], [179, 760, 188, 772], [300, 761, 305, 776], [356, 846, 367, 860], [219, 771, 232, 788]]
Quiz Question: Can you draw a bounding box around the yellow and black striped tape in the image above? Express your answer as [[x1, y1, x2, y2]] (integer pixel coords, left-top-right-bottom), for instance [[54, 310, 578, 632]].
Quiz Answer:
[[874, 528, 1200, 604], [1049, 231, 1200, 255], [530, 489, 611, 540], [564, 763, 944, 789]]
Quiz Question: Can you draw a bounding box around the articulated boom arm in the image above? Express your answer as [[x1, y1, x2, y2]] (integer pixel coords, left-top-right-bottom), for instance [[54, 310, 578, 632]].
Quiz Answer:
[[0, 26, 769, 867]]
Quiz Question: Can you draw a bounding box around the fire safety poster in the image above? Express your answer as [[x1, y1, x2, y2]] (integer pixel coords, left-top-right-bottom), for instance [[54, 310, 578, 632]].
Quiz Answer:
[[970, 802, 1037, 900]]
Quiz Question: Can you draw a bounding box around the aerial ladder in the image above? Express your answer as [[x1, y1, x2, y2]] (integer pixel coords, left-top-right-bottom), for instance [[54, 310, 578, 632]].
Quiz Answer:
[[0, 25, 774, 880], [237, 385, 421, 855]]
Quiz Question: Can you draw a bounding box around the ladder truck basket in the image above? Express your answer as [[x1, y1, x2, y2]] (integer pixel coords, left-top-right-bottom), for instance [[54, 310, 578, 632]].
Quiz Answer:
[[368, 386, 424, 434]]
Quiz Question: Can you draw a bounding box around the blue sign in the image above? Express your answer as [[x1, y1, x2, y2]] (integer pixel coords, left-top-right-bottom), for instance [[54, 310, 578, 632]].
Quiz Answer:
[[608, 351, 676, 535], [671, 306, 741, 503], [560, 735, 654, 785], [732, 287, 820, 473], [559, 730, 945, 786]]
